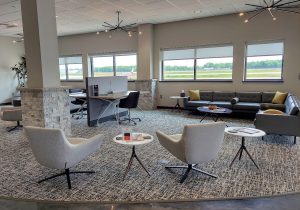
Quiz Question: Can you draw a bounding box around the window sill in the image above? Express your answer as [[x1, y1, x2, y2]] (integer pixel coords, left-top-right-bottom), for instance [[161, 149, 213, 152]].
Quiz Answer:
[[60, 80, 84, 82], [243, 79, 284, 83], [159, 79, 233, 83]]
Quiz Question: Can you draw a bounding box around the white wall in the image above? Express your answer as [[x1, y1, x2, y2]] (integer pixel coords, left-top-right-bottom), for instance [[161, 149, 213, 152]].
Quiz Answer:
[[154, 13, 300, 106], [58, 12, 300, 107], [0, 36, 24, 104]]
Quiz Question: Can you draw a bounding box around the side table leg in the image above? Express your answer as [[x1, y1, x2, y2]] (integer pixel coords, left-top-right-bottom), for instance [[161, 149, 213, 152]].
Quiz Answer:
[[135, 153, 151, 176], [243, 146, 260, 170], [123, 146, 135, 180], [200, 113, 208, 122], [229, 147, 242, 168]]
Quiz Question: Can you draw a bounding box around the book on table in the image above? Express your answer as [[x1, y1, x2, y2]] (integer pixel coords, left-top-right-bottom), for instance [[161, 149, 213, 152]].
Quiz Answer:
[[231, 128, 260, 134]]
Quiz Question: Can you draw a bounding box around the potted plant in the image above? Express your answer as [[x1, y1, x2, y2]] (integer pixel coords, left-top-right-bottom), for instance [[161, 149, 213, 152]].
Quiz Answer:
[[11, 56, 27, 87]]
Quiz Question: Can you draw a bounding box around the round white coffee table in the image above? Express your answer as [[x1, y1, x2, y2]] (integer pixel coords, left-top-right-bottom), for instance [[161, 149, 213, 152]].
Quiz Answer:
[[113, 133, 154, 180], [225, 127, 265, 170], [169, 96, 188, 112]]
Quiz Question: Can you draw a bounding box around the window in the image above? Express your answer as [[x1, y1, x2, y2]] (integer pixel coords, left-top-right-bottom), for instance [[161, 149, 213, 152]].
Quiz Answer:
[[90, 53, 137, 80], [245, 41, 284, 81], [91, 56, 114, 77], [161, 45, 233, 81], [59, 56, 83, 81]]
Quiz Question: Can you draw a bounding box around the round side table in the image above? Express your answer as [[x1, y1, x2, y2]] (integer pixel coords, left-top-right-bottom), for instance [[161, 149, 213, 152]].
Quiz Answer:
[[225, 127, 265, 170], [113, 133, 154, 180], [169, 96, 188, 112]]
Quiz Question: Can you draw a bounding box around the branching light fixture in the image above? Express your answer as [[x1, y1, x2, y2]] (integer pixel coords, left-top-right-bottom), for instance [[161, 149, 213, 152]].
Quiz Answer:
[[96, 11, 141, 37], [239, 0, 300, 23], [12, 33, 24, 44]]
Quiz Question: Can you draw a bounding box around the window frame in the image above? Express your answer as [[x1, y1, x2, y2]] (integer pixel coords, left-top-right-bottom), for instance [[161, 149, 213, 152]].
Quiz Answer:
[[244, 40, 285, 82], [160, 44, 234, 82], [90, 52, 137, 81], [59, 55, 84, 82]]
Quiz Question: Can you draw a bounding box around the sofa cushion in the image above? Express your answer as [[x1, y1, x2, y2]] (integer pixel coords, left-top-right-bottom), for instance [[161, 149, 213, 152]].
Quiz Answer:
[[263, 109, 284, 115], [233, 102, 260, 111], [186, 100, 211, 107], [262, 92, 276, 103], [189, 90, 200, 101], [213, 91, 235, 102], [236, 92, 261, 103], [285, 95, 299, 115], [210, 101, 232, 109], [260, 103, 285, 111], [272, 91, 288, 104], [200, 91, 213, 101]]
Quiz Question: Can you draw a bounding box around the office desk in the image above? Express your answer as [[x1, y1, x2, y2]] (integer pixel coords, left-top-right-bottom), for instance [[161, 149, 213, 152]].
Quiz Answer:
[[83, 91, 131, 126], [89, 91, 130, 100], [69, 93, 86, 99]]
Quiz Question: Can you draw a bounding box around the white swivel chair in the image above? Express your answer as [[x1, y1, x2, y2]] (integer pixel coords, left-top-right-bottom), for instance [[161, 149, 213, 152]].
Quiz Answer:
[[24, 126, 104, 189], [0, 107, 22, 132], [156, 122, 225, 183]]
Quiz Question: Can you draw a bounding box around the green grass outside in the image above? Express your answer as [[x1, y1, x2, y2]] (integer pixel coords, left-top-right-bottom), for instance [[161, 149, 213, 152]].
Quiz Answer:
[[163, 68, 281, 79]]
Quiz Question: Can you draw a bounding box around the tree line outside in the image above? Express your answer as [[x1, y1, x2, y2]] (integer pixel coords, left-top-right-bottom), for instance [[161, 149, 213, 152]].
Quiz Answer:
[[92, 59, 282, 72]]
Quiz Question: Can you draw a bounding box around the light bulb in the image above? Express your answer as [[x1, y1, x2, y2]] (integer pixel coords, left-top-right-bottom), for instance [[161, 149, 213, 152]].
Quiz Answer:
[[239, 12, 244, 17], [138, 31, 142, 35], [105, 29, 108, 33], [244, 19, 249, 23], [273, 17, 277, 21], [96, 31, 100, 35], [12, 40, 17, 43]]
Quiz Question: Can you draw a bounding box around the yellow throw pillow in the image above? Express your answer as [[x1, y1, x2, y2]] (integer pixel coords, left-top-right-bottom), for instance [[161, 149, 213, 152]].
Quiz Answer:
[[189, 90, 200, 101], [263, 109, 284, 115], [272, 91, 288, 104]]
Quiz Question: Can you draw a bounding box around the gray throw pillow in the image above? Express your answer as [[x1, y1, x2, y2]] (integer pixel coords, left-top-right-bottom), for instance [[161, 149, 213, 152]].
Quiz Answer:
[[231, 97, 239, 105]]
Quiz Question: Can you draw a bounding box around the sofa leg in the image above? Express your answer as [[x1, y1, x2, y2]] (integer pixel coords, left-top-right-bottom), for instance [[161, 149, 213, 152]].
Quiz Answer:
[[294, 136, 297, 145]]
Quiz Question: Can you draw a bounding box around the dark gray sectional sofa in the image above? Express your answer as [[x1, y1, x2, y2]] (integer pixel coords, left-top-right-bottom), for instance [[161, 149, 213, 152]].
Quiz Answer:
[[183, 90, 300, 143], [183, 91, 282, 114]]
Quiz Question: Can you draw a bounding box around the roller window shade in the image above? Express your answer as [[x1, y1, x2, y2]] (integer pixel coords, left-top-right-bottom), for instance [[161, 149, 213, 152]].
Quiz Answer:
[[196, 46, 233, 58], [162, 49, 194, 60], [65, 56, 82, 64], [247, 42, 284, 56]]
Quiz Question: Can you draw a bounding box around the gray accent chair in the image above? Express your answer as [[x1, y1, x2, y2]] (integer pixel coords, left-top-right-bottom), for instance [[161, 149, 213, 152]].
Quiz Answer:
[[24, 126, 104, 189], [156, 122, 225, 183], [254, 94, 300, 144], [0, 107, 23, 132]]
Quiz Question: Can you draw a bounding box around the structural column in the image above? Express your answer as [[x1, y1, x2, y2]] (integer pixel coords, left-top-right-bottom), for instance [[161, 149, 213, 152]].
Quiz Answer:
[[20, 0, 71, 135], [134, 24, 158, 110]]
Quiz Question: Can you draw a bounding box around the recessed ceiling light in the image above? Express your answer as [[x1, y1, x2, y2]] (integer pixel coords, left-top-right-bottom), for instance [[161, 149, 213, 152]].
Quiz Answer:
[[56, 15, 59, 18], [96, 31, 100, 35]]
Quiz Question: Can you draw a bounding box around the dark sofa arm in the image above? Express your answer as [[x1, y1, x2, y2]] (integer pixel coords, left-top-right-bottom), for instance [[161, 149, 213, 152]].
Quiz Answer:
[[254, 113, 300, 136], [183, 97, 190, 108]]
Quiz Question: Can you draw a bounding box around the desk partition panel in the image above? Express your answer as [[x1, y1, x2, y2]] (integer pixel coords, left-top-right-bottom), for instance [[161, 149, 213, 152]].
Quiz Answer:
[[85, 76, 128, 127]]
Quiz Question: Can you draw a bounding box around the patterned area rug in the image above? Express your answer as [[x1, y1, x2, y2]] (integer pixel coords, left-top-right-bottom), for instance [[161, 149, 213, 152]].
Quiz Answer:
[[0, 110, 299, 202]]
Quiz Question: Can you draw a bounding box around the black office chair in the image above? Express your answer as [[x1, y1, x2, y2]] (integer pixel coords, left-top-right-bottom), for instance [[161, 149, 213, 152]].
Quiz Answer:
[[119, 91, 141, 125], [69, 89, 87, 119]]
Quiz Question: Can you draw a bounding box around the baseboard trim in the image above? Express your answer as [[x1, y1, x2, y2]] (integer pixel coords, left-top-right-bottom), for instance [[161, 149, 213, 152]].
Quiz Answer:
[[157, 106, 182, 109], [0, 102, 12, 106]]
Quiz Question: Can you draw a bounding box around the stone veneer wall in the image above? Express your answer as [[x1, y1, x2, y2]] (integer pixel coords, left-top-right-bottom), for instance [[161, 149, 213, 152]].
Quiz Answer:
[[128, 79, 158, 110], [20, 87, 71, 136]]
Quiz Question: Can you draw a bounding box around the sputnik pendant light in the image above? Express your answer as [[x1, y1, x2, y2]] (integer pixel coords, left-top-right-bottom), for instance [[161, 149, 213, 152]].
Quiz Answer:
[[239, 0, 300, 23]]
